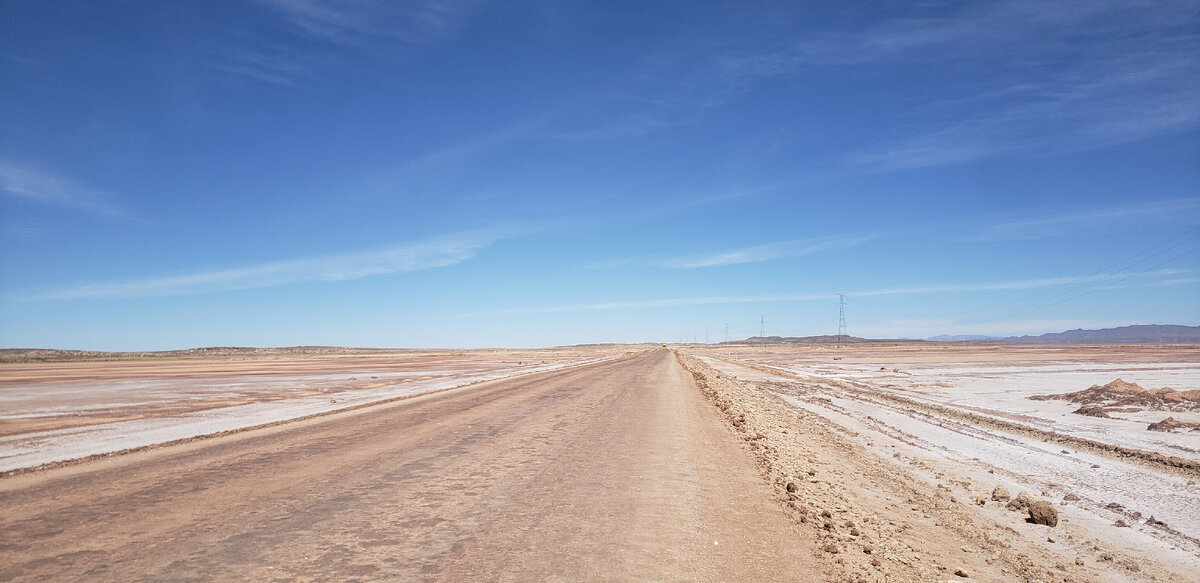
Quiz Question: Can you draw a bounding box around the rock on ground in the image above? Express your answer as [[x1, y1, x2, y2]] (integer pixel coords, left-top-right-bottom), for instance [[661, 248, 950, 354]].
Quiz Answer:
[[1029, 501, 1059, 527]]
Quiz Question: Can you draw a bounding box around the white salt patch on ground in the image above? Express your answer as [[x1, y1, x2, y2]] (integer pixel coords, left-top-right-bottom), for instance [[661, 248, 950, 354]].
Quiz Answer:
[[697, 356, 1200, 575], [0, 357, 615, 472], [0, 369, 471, 416], [785, 392, 1198, 534], [775, 360, 1200, 460]]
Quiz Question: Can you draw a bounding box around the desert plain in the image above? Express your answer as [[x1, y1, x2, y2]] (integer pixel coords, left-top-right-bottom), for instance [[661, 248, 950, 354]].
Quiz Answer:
[[1, 342, 1197, 581]]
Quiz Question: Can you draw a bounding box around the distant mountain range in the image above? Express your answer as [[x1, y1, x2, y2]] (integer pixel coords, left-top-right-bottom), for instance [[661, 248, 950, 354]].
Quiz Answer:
[[925, 335, 997, 342], [944, 324, 1200, 344], [740, 335, 901, 344], [740, 325, 1200, 344]]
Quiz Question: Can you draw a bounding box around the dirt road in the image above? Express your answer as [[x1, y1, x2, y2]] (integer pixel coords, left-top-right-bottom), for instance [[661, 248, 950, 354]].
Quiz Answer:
[[1, 349, 818, 581]]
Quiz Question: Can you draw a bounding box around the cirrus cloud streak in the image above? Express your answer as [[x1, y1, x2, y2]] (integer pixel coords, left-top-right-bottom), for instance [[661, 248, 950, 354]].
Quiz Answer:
[[29, 230, 501, 300]]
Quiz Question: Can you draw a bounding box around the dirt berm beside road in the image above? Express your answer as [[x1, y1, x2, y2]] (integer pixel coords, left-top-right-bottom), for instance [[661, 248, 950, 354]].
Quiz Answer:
[[676, 351, 1187, 582]]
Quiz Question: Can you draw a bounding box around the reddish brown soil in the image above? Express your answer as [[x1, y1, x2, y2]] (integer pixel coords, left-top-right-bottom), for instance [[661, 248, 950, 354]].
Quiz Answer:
[[0, 350, 819, 582], [1147, 417, 1200, 432], [0, 348, 611, 438], [1031, 378, 1200, 411]]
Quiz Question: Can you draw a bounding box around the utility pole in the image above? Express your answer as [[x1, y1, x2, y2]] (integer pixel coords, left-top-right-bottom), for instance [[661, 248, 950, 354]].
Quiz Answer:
[[724, 323, 729, 343], [760, 316, 765, 338], [837, 294, 848, 348], [705, 329, 709, 344]]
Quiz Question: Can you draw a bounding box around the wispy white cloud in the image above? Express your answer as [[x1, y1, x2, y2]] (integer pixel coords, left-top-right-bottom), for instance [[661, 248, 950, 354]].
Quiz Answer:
[[211, 45, 320, 87], [0, 161, 128, 220], [578, 229, 870, 271], [576, 255, 648, 271], [0, 224, 46, 239], [544, 119, 665, 142], [259, 0, 479, 46], [713, 1, 1200, 170], [360, 116, 551, 191], [1151, 277, 1200, 287], [660, 235, 878, 268], [860, 5, 1199, 168], [857, 269, 1197, 300], [849, 55, 1200, 169], [217, 1, 481, 85], [400, 119, 546, 174], [479, 270, 1195, 316], [853, 277, 1084, 297], [488, 294, 828, 315], [969, 199, 1200, 241], [30, 230, 502, 300], [669, 181, 806, 210]]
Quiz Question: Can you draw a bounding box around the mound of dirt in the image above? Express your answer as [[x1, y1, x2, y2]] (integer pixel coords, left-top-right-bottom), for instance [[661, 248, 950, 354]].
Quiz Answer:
[[1146, 416, 1200, 432], [1073, 406, 1112, 418], [1030, 379, 1200, 412]]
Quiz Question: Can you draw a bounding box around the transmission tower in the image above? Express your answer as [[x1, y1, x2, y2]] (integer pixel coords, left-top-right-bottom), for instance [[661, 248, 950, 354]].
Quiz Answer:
[[837, 294, 848, 348], [724, 323, 729, 343], [760, 316, 765, 338]]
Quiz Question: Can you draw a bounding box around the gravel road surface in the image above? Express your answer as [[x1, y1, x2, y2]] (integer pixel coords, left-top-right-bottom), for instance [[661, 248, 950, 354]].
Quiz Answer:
[[1, 349, 816, 581]]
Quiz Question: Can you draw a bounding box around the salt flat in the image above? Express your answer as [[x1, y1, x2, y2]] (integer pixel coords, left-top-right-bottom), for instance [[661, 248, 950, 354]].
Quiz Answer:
[[3, 344, 1197, 582], [0, 348, 623, 473], [690, 342, 1200, 581]]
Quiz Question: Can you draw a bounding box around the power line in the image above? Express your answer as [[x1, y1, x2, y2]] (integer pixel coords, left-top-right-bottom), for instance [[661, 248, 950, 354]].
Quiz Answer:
[[951, 231, 1199, 323], [837, 294, 847, 348], [966, 242, 1200, 325]]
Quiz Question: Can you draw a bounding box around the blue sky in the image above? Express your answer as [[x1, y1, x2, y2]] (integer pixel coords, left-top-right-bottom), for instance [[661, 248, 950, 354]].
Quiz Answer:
[[2, 1, 1198, 350]]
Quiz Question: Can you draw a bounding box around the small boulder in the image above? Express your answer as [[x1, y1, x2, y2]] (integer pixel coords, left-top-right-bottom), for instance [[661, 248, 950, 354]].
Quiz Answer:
[[991, 485, 1010, 502], [786, 481, 798, 493], [1028, 501, 1058, 527], [1073, 406, 1111, 418], [1006, 491, 1036, 512]]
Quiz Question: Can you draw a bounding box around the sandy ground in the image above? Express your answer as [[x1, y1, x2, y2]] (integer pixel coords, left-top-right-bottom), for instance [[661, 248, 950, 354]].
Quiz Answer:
[[0, 350, 819, 582], [683, 343, 1200, 582], [0, 348, 621, 473], [2, 344, 1196, 581]]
